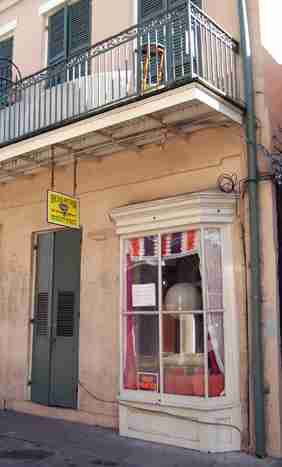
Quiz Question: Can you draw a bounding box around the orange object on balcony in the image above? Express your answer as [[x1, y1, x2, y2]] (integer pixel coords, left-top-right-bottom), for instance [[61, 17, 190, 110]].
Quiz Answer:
[[141, 43, 165, 92]]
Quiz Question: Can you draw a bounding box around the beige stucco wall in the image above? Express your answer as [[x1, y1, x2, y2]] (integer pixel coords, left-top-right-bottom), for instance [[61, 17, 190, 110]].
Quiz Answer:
[[0, 126, 248, 432], [205, 0, 240, 40]]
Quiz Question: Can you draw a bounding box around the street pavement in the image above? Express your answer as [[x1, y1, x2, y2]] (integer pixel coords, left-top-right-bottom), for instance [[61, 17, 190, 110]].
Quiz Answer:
[[0, 411, 281, 467]]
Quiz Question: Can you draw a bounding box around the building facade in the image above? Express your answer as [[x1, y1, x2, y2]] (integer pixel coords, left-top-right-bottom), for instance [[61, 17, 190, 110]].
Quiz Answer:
[[0, 0, 281, 458]]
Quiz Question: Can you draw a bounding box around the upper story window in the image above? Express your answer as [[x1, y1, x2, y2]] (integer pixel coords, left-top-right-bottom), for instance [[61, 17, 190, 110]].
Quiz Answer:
[[48, 0, 91, 67]]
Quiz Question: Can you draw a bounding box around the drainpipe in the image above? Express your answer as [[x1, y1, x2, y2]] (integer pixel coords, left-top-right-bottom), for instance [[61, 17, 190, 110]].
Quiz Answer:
[[237, 0, 266, 458]]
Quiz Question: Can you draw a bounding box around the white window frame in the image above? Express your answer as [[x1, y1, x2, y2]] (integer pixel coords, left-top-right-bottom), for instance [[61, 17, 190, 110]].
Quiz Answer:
[[39, 0, 67, 16], [0, 20, 16, 41], [111, 191, 240, 411]]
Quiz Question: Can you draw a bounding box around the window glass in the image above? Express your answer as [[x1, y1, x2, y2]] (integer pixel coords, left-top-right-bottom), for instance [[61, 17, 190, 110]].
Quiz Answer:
[[162, 230, 204, 396], [204, 229, 225, 396], [123, 315, 159, 391], [204, 228, 223, 310], [122, 228, 225, 398], [163, 313, 204, 396], [123, 235, 159, 391], [207, 312, 225, 397]]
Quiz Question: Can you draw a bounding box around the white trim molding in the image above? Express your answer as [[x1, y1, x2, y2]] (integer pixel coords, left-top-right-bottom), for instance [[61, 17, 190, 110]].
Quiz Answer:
[[0, 19, 17, 40], [133, 0, 138, 24], [110, 191, 238, 235], [39, 0, 66, 16]]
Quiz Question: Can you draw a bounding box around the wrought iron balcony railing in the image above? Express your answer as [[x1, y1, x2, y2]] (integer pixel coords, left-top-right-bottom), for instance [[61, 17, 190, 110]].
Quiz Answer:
[[0, 1, 241, 147]]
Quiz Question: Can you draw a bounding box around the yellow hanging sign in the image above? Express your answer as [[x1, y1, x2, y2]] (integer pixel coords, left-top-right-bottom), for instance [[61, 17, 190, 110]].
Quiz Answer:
[[47, 190, 80, 229]]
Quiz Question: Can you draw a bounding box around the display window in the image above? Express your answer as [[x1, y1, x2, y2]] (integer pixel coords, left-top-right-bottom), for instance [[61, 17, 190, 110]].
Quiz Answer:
[[122, 228, 225, 400]]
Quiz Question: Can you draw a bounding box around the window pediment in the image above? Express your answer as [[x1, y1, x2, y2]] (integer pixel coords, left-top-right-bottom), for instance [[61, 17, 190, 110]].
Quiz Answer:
[[111, 191, 237, 235]]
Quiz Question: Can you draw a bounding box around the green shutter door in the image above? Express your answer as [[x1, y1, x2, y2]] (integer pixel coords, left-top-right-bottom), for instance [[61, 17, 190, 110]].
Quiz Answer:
[[31, 233, 54, 405], [31, 229, 81, 409], [49, 229, 81, 409], [48, 7, 66, 66], [0, 37, 13, 105], [68, 0, 91, 57], [140, 0, 165, 20], [0, 37, 13, 89], [168, 0, 202, 80], [140, 0, 202, 20], [139, 0, 203, 83], [139, 0, 166, 89]]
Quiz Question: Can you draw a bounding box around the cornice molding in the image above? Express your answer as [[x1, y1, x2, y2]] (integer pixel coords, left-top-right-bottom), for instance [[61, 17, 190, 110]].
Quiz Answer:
[[111, 191, 237, 235]]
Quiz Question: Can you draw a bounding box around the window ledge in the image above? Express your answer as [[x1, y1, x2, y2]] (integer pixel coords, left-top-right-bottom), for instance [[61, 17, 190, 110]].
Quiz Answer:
[[110, 191, 238, 235]]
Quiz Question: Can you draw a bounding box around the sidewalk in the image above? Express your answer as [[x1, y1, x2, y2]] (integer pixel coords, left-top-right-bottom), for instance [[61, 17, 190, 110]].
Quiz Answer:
[[0, 411, 281, 467]]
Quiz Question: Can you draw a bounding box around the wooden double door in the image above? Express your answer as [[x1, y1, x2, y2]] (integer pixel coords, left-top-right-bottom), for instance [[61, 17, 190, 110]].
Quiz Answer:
[[31, 229, 81, 409]]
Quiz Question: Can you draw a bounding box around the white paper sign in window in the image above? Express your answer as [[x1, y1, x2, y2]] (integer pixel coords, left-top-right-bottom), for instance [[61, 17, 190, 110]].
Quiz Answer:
[[132, 283, 156, 308]]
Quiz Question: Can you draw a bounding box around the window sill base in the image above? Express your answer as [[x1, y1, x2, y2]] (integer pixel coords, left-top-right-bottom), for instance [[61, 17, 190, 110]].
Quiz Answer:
[[119, 399, 242, 452]]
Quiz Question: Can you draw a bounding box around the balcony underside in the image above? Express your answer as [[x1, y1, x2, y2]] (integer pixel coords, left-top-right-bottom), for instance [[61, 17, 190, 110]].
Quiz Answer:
[[0, 82, 243, 183]]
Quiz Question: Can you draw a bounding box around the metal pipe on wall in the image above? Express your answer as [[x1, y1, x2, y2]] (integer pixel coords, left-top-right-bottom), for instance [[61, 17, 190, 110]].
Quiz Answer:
[[237, 0, 266, 458]]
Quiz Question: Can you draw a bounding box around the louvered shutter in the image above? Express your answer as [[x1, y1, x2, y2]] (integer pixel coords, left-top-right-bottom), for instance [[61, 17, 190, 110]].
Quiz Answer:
[[50, 229, 81, 409], [139, 0, 166, 88], [48, 7, 66, 66], [169, 0, 202, 80], [68, 0, 91, 57], [141, 0, 202, 19], [0, 37, 13, 98], [31, 233, 54, 406], [140, 0, 165, 20], [168, 0, 202, 7]]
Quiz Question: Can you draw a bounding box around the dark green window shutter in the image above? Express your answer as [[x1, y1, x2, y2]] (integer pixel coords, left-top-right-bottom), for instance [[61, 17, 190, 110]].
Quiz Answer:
[[140, 0, 202, 20], [169, 0, 202, 6], [48, 7, 66, 66], [140, 0, 165, 20], [0, 37, 13, 93], [50, 229, 81, 409], [168, 1, 202, 79], [68, 0, 91, 57], [31, 233, 54, 406]]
